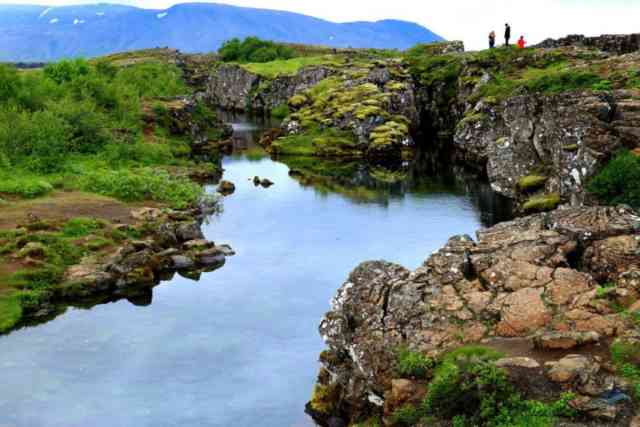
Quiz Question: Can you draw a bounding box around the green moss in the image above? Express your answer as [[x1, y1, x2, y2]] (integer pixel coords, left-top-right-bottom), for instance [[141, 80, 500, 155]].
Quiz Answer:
[[288, 94, 308, 108], [270, 128, 360, 157], [309, 383, 339, 414], [523, 193, 561, 212], [457, 112, 487, 128], [563, 144, 579, 152], [517, 175, 547, 192]]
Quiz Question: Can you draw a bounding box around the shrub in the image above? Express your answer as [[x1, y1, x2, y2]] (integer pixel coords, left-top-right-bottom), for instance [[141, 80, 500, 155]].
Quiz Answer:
[[218, 37, 296, 63], [390, 404, 422, 426], [396, 348, 435, 379], [587, 150, 640, 208], [47, 97, 113, 153], [423, 346, 507, 424], [0, 108, 73, 173], [44, 58, 91, 84], [0, 64, 21, 103]]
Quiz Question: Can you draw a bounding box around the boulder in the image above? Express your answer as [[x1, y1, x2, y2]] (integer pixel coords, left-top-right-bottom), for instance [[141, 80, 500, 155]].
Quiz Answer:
[[534, 331, 601, 350], [217, 180, 236, 195]]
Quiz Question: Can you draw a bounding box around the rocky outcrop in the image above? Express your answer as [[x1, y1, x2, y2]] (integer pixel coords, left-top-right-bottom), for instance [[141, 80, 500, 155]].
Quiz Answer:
[[311, 205, 640, 425], [454, 90, 640, 208], [536, 34, 640, 55], [206, 63, 334, 111]]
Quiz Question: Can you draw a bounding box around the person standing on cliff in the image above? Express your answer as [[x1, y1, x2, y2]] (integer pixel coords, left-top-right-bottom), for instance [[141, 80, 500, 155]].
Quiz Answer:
[[517, 35, 527, 49], [489, 31, 496, 49], [505, 23, 511, 46]]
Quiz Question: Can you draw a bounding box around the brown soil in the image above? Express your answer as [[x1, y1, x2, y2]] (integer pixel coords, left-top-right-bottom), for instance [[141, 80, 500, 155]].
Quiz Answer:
[[0, 191, 138, 230]]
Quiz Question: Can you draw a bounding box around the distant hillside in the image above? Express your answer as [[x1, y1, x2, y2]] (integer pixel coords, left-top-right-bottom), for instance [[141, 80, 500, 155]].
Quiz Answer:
[[0, 3, 444, 62]]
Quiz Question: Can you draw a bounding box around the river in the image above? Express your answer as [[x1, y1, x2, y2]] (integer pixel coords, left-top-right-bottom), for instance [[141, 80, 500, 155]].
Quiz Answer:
[[0, 115, 510, 427]]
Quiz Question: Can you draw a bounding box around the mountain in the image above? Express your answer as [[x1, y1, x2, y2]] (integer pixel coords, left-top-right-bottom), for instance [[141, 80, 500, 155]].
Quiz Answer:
[[0, 2, 444, 62]]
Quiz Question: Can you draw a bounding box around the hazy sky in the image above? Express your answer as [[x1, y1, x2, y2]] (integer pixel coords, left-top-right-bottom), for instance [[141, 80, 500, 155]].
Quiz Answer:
[[2, 0, 639, 50]]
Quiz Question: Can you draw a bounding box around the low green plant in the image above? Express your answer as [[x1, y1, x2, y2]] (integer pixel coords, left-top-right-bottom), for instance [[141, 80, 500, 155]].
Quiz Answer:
[[587, 150, 640, 208], [62, 217, 104, 238]]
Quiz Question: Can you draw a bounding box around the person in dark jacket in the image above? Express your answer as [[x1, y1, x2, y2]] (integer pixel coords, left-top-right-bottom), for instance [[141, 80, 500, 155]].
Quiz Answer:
[[505, 23, 511, 46], [489, 31, 496, 49]]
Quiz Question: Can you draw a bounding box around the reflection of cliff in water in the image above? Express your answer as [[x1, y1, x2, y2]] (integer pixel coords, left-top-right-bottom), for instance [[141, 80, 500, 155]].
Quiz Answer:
[[274, 149, 513, 227], [3, 266, 224, 337]]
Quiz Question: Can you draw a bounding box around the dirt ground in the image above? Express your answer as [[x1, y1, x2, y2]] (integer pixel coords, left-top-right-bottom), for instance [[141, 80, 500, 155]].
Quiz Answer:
[[0, 191, 138, 230]]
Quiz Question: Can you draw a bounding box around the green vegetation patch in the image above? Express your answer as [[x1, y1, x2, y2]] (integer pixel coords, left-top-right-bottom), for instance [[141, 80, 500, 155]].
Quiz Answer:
[[241, 56, 339, 78], [218, 37, 297, 63], [587, 150, 640, 208]]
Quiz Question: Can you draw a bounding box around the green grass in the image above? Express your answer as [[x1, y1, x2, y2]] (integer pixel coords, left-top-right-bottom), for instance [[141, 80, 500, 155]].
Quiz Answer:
[[0, 294, 23, 333], [62, 217, 105, 238], [241, 56, 340, 78]]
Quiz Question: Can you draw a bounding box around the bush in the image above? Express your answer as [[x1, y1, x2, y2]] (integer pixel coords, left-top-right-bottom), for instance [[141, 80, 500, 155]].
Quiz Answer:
[[0, 108, 73, 173], [44, 58, 91, 84], [271, 104, 290, 119], [423, 346, 507, 424], [0, 64, 21, 103], [218, 37, 297, 63], [390, 405, 422, 427], [587, 150, 640, 208], [47, 97, 113, 153], [396, 348, 435, 379]]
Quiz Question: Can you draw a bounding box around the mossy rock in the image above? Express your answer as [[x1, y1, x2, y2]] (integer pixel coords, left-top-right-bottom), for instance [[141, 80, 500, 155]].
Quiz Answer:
[[517, 175, 548, 192], [289, 94, 308, 108], [523, 193, 561, 212]]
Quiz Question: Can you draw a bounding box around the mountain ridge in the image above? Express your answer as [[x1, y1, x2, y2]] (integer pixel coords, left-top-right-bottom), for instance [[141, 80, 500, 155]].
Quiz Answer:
[[0, 2, 444, 61]]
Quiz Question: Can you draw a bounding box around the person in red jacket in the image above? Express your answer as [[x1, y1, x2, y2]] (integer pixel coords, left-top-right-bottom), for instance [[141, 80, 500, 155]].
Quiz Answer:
[[517, 35, 527, 49]]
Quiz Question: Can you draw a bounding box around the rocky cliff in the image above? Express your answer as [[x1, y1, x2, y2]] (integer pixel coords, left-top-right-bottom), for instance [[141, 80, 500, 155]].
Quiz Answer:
[[536, 34, 640, 56], [206, 42, 640, 211], [310, 205, 640, 426]]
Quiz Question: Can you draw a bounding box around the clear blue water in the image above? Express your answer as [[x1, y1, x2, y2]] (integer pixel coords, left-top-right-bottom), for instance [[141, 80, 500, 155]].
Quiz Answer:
[[0, 117, 508, 427]]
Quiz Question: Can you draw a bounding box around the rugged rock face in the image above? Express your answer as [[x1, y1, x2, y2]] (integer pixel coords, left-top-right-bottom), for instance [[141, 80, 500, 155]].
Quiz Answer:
[[206, 63, 334, 111], [536, 34, 640, 55], [312, 206, 640, 425], [453, 90, 640, 208]]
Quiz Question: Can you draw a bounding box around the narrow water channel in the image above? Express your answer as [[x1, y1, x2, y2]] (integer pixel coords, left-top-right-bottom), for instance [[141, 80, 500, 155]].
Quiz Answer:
[[0, 115, 510, 427]]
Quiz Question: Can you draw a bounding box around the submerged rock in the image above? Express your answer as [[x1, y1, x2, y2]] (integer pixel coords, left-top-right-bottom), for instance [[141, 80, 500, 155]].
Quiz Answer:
[[217, 180, 236, 195]]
